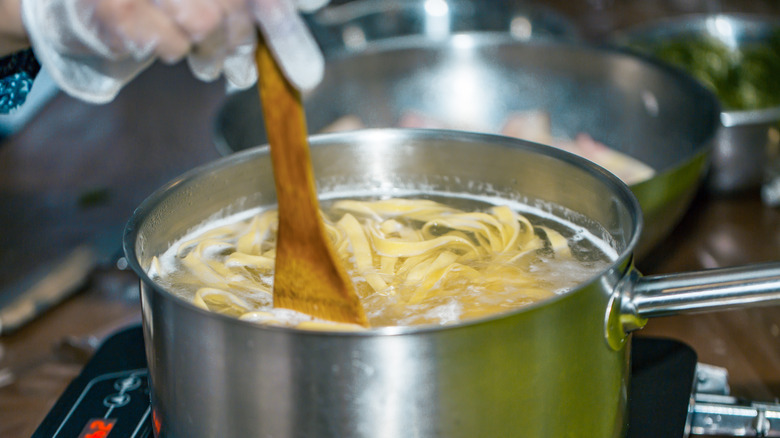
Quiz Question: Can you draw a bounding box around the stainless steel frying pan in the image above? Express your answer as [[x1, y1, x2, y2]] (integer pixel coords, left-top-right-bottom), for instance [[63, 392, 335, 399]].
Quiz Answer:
[[214, 36, 719, 257]]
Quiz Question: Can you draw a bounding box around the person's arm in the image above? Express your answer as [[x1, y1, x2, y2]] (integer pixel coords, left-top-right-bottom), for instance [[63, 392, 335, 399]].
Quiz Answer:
[[0, 0, 29, 57], [4, 0, 327, 108], [20, 0, 326, 105]]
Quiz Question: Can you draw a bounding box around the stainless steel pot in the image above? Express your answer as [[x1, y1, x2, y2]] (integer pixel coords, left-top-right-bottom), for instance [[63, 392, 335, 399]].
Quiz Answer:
[[124, 129, 780, 438], [214, 37, 720, 257]]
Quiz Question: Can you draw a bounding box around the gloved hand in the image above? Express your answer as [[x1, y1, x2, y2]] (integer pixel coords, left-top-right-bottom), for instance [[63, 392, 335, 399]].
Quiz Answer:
[[20, 0, 327, 103]]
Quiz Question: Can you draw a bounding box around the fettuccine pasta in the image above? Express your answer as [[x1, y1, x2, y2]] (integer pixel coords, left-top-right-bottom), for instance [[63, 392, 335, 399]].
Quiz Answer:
[[149, 197, 613, 328]]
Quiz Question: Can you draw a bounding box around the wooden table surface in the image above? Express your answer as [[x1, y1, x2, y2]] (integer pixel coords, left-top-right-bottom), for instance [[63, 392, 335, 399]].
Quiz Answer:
[[1, 5, 780, 436]]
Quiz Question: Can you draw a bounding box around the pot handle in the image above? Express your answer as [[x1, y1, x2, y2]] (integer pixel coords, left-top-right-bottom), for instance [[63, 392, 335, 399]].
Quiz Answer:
[[620, 262, 780, 332]]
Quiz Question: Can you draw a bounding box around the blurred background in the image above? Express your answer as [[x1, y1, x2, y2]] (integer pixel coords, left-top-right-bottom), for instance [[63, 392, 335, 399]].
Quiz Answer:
[[1, 1, 779, 437]]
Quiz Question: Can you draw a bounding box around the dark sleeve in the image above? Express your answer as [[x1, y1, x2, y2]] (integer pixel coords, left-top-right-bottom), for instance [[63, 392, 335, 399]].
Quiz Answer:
[[0, 49, 42, 113]]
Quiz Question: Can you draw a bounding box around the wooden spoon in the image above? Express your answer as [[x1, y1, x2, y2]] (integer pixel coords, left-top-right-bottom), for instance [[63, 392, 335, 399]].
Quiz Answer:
[[254, 36, 369, 327]]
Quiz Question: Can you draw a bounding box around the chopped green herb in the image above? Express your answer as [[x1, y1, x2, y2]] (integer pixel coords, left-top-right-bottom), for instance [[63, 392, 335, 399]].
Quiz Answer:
[[631, 29, 780, 111]]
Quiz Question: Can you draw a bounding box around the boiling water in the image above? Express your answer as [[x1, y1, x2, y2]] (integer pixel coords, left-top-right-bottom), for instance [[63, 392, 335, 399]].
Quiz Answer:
[[148, 192, 617, 329]]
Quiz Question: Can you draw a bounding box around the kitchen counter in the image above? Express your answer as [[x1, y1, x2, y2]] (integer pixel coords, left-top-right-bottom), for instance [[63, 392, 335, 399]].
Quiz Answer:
[[1, 23, 780, 438]]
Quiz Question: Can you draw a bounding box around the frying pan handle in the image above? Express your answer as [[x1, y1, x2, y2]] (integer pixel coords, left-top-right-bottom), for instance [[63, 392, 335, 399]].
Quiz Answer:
[[623, 262, 780, 324]]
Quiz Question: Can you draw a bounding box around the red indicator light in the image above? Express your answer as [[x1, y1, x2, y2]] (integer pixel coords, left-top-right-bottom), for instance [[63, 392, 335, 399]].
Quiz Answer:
[[78, 418, 117, 438], [152, 407, 162, 436]]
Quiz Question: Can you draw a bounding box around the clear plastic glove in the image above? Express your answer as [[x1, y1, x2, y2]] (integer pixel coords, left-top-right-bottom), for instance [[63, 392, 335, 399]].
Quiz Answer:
[[20, 0, 327, 103]]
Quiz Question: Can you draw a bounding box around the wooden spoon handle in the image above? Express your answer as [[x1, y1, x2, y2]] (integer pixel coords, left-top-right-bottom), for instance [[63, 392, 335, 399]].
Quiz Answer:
[[255, 35, 368, 326], [256, 37, 317, 222]]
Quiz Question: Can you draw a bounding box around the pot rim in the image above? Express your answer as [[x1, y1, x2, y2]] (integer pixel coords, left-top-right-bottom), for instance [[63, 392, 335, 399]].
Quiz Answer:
[[123, 128, 643, 336]]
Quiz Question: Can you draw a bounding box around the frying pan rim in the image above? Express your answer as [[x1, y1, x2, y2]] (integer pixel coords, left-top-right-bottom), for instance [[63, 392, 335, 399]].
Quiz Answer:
[[213, 34, 721, 178]]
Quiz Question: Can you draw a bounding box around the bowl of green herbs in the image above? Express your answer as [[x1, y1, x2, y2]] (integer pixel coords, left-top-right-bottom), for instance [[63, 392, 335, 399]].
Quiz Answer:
[[614, 14, 780, 194]]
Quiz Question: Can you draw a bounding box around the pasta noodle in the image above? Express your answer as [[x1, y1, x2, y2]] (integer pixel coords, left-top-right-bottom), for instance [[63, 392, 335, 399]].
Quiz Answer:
[[149, 197, 613, 329]]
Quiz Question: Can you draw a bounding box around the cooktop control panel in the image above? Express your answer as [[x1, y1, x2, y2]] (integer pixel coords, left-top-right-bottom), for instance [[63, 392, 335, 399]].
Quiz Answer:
[[32, 326, 153, 438], [62, 369, 151, 438]]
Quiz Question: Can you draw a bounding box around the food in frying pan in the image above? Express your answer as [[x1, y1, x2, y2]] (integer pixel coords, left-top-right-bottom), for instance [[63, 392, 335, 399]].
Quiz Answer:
[[148, 195, 616, 329], [498, 112, 655, 185], [324, 111, 656, 185]]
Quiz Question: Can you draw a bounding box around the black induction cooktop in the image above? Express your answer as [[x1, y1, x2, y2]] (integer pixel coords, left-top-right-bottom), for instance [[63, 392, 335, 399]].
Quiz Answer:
[[32, 325, 697, 438]]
